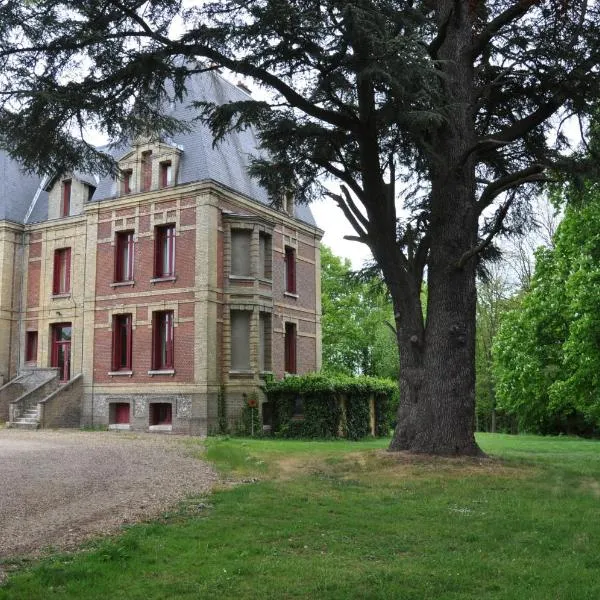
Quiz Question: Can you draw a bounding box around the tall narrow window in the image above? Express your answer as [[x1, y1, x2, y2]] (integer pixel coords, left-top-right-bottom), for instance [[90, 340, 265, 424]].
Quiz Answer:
[[61, 180, 71, 217], [230, 310, 251, 370], [154, 224, 176, 278], [231, 230, 252, 276], [259, 313, 271, 372], [141, 150, 152, 192], [284, 246, 296, 293], [284, 322, 297, 374], [53, 248, 71, 295], [25, 331, 38, 363], [150, 403, 172, 425], [160, 161, 172, 188], [112, 314, 132, 371], [122, 169, 133, 195], [259, 233, 272, 279], [114, 231, 134, 282], [152, 311, 174, 370]]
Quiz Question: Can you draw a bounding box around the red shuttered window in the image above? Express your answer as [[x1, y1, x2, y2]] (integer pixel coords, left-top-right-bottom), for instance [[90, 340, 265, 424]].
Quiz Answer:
[[152, 311, 174, 370], [112, 314, 132, 371], [53, 248, 71, 295], [284, 322, 297, 374], [61, 180, 71, 217], [284, 246, 296, 293], [114, 231, 134, 282], [122, 169, 133, 195], [160, 161, 172, 188], [154, 224, 175, 278]]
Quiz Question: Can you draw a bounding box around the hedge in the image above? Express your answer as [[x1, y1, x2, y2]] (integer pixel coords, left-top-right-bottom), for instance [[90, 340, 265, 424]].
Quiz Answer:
[[262, 373, 398, 440]]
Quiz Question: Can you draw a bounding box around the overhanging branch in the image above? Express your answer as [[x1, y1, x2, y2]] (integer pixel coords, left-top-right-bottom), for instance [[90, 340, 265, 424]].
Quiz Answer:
[[477, 164, 548, 212]]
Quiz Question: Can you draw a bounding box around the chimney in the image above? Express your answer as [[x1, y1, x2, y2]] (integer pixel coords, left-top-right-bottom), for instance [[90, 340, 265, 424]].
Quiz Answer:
[[236, 81, 252, 95]]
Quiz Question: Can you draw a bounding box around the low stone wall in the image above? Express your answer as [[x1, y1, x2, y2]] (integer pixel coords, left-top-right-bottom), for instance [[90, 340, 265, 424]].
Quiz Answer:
[[40, 374, 83, 428], [9, 372, 59, 422], [0, 377, 25, 421]]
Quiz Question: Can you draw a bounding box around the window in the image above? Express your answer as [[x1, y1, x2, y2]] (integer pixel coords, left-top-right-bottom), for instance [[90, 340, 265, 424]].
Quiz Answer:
[[231, 230, 252, 276], [284, 246, 296, 293], [53, 248, 71, 295], [282, 190, 294, 215], [160, 161, 172, 188], [25, 331, 38, 363], [122, 169, 133, 195], [109, 403, 130, 425], [114, 231, 134, 282], [230, 310, 251, 370], [61, 180, 71, 217], [141, 150, 152, 192], [259, 313, 271, 372], [284, 322, 297, 374], [150, 403, 172, 425], [112, 314, 132, 371], [154, 224, 175, 278], [259, 233, 272, 279], [152, 310, 174, 370]]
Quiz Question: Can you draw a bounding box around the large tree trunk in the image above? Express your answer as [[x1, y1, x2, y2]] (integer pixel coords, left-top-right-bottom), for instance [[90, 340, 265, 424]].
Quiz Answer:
[[387, 0, 483, 455]]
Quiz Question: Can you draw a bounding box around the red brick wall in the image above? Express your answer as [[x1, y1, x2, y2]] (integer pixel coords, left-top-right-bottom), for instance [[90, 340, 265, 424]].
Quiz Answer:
[[93, 302, 195, 383]]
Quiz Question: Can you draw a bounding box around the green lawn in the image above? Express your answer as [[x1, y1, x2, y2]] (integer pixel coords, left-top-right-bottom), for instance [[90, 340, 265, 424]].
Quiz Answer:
[[2, 433, 600, 599]]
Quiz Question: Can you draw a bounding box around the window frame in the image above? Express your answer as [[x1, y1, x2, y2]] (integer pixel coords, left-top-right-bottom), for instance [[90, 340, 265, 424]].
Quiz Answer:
[[122, 169, 133, 195], [154, 224, 176, 279], [284, 246, 297, 294], [152, 310, 174, 370], [52, 247, 71, 295], [284, 322, 297, 374], [61, 179, 71, 217], [25, 331, 38, 364], [111, 314, 132, 372], [114, 230, 135, 283], [159, 160, 173, 188]]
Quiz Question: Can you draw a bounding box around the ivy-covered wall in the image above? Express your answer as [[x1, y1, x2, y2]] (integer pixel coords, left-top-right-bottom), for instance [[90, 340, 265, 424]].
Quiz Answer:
[[262, 374, 398, 439]]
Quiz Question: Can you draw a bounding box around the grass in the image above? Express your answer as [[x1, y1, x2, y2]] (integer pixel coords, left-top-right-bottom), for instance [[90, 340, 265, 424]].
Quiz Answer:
[[2, 433, 600, 599]]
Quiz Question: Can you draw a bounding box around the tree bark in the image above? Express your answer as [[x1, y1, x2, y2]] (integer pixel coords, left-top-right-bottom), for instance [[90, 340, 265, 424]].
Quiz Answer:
[[387, 0, 483, 455]]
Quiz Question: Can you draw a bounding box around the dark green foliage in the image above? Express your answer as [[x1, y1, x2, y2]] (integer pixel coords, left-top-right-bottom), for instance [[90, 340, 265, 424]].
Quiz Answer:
[[237, 393, 263, 437], [217, 385, 228, 434], [264, 373, 397, 440]]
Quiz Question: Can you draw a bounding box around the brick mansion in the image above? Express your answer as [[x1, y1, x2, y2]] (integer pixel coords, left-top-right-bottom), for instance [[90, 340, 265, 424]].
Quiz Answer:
[[0, 70, 323, 434]]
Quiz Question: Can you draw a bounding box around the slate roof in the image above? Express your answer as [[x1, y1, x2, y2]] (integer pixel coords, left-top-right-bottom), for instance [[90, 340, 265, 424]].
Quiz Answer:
[[0, 152, 47, 224], [0, 69, 317, 227]]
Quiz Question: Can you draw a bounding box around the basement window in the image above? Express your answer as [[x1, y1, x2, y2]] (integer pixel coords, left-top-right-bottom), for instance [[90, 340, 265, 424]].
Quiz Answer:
[[109, 403, 131, 430], [149, 403, 172, 430]]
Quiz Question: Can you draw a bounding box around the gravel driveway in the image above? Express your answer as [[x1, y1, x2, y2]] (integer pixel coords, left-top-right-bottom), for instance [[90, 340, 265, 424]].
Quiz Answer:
[[0, 429, 217, 563]]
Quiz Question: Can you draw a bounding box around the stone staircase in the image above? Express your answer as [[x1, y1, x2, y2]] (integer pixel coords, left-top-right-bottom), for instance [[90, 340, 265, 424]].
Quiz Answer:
[[0, 368, 60, 429], [11, 406, 42, 429]]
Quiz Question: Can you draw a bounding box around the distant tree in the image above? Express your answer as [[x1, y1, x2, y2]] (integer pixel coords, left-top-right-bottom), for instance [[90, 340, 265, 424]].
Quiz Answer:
[[321, 246, 398, 379], [1, 1, 600, 453], [493, 183, 600, 435]]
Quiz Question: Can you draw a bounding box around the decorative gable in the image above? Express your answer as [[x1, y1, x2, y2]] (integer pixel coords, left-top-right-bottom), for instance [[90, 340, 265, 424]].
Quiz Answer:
[[118, 139, 182, 197], [46, 172, 96, 220]]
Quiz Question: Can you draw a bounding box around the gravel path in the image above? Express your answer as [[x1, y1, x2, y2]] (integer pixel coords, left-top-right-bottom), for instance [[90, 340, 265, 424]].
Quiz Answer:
[[0, 429, 217, 564]]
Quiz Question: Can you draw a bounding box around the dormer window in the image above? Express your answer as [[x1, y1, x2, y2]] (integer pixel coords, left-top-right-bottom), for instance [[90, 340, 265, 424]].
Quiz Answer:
[[160, 161, 172, 188], [61, 180, 71, 217], [282, 190, 294, 215], [141, 150, 152, 192], [122, 169, 133, 195]]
